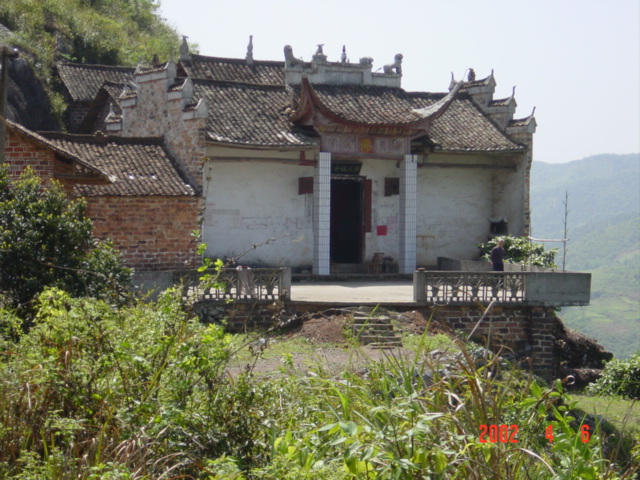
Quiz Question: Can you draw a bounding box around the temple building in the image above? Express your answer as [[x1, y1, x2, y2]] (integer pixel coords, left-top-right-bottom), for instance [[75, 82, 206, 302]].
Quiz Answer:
[[48, 37, 536, 278]]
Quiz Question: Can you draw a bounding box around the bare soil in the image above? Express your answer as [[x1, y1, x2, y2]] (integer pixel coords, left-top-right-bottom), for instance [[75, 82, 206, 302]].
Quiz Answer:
[[225, 310, 442, 377]]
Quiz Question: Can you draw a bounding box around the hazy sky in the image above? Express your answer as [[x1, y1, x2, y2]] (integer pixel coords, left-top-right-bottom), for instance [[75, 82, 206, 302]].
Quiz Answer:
[[158, 0, 639, 164]]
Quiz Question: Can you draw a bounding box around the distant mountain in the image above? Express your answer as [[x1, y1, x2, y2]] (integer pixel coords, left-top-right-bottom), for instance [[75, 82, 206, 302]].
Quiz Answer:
[[530, 153, 640, 359]]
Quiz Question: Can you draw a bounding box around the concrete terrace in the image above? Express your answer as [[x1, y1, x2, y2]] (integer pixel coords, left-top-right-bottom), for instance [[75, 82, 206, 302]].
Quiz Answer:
[[290, 279, 415, 305]]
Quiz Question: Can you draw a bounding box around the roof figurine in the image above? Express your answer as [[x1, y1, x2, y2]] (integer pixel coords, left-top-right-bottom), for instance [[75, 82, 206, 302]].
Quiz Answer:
[[312, 44, 327, 63], [383, 53, 403, 75]]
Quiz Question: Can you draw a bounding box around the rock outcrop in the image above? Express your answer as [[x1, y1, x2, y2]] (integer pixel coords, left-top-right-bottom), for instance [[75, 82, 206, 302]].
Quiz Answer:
[[1, 24, 59, 131]]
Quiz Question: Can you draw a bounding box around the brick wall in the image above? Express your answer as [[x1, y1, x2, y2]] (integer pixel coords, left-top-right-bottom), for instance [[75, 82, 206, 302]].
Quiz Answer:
[[4, 131, 56, 183], [86, 195, 202, 271], [66, 103, 91, 133], [429, 304, 559, 380]]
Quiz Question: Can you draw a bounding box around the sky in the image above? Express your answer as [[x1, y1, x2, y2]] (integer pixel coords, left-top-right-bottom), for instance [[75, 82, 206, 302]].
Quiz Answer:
[[157, 0, 639, 164]]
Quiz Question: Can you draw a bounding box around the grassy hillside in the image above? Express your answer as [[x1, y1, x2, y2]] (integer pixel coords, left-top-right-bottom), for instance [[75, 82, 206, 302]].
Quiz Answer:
[[531, 154, 640, 359]]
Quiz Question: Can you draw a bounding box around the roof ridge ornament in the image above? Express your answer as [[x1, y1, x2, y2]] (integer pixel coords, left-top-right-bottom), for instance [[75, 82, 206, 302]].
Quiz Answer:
[[341, 45, 347, 63], [312, 44, 327, 63], [468, 68, 476, 82], [246, 35, 254, 65], [284, 45, 302, 68], [179, 35, 191, 62]]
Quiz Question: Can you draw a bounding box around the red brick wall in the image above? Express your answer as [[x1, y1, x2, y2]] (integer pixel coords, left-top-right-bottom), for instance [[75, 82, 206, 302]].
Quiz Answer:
[[4, 131, 56, 183], [86, 195, 201, 271]]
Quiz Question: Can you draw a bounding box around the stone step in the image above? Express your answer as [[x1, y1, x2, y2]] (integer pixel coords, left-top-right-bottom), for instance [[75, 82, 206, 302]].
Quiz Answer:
[[358, 333, 402, 345], [352, 315, 391, 324], [368, 341, 403, 349], [351, 323, 395, 333]]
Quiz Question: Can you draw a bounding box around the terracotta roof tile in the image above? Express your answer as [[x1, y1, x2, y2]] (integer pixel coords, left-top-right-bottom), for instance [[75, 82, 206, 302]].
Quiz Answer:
[[39, 133, 196, 196], [182, 54, 286, 85], [193, 79, 314, 147], [56, 63, 135, 102]]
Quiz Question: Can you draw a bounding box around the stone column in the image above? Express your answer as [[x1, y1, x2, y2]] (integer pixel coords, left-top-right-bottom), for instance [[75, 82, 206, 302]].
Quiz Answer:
[[313, 152, 331, 275], [399, 154, 417, 274]]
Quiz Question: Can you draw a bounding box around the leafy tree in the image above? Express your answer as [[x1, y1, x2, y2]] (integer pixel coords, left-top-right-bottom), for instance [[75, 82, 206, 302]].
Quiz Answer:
[[0, 166, 132, 315], [477, 235, 557, 268]]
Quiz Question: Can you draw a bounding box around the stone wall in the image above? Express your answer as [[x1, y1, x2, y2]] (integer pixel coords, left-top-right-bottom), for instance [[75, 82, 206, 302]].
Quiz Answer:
[[86, 195, 201, 271], [117, 63, 207, 191]]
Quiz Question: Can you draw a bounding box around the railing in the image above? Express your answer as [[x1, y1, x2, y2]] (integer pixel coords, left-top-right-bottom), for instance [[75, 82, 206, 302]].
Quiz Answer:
[[178, 267, 291, 302], [414, 270, 591, 306], [415, 271, 525, 304]]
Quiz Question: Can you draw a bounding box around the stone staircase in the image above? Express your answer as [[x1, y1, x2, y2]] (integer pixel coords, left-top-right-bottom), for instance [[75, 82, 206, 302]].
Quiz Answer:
[[350, 309, 403, 349]]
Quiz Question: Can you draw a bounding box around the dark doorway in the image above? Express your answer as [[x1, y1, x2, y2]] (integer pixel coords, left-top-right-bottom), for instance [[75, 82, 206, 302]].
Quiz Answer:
[[331, 178, 363, 264]]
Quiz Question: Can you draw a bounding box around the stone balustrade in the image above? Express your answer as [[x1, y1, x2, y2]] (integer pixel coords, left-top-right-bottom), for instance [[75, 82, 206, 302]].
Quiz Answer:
[[177, 267, 291, 302], [414, 270, 591, 307]]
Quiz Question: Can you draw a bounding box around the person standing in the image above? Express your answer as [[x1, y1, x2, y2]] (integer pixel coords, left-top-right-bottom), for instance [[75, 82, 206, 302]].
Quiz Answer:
[[490, 239, 506, 271]]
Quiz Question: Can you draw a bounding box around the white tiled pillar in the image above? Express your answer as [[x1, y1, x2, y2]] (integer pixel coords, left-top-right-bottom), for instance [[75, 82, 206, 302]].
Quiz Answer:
[[399, 154, 417, 274], [313, 152, 331, 275]]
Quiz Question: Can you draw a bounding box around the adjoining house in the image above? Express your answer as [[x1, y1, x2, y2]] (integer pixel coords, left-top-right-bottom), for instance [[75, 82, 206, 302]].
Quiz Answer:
[[52, 37, 536, 280], [4, 120, 201, 290]]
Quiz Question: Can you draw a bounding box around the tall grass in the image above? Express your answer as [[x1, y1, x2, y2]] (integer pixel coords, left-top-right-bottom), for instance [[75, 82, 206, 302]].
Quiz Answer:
[[0, 288, 637, 479]]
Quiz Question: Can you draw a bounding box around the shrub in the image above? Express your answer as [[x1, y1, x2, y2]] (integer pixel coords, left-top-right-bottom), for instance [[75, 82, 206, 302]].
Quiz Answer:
[[0, 167, 132, 316], [587, 353, 640, 400]]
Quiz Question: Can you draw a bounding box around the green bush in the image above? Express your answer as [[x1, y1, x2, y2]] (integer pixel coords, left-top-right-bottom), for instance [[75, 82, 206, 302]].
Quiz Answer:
[[587, 353, 640, 400], [478, 235, 557, 268], [0, 166, 132, 317]]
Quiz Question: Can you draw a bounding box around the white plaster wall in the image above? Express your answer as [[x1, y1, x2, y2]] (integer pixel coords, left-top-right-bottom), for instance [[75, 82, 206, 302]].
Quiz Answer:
[[492, 157, 527, 237], [203, 161, 314, 268], [416, 161, 493, 265]]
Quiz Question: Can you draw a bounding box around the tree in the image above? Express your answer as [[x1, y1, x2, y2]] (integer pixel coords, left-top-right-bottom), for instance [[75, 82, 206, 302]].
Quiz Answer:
[[0, 166, 132, 315], [477, 236, 557, 268]]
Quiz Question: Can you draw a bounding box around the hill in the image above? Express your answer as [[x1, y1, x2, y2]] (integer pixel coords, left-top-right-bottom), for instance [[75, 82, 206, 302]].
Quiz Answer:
[[531, 153, 640, 359]]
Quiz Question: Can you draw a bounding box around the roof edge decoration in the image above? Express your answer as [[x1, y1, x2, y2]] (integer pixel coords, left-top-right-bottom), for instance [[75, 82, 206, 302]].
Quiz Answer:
[[412, 78, 464, 121]]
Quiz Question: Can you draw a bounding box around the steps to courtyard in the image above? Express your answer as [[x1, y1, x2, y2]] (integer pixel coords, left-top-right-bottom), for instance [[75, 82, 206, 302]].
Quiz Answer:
[[348, 308, 403, 349]]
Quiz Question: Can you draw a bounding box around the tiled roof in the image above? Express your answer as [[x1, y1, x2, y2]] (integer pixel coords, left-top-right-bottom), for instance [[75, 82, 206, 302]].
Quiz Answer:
[[294, 85, 524, 152], [6, 120, 108, 179], [78, 81, 125, 133], [39, 133, 196, 196], [181, 54, 286, 85], [418, 94, 525, 152], [56, 63, 135, 102], [192, 79, 314, 147], [489, 97, 514, 107], [299, 84, 440, 125]]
